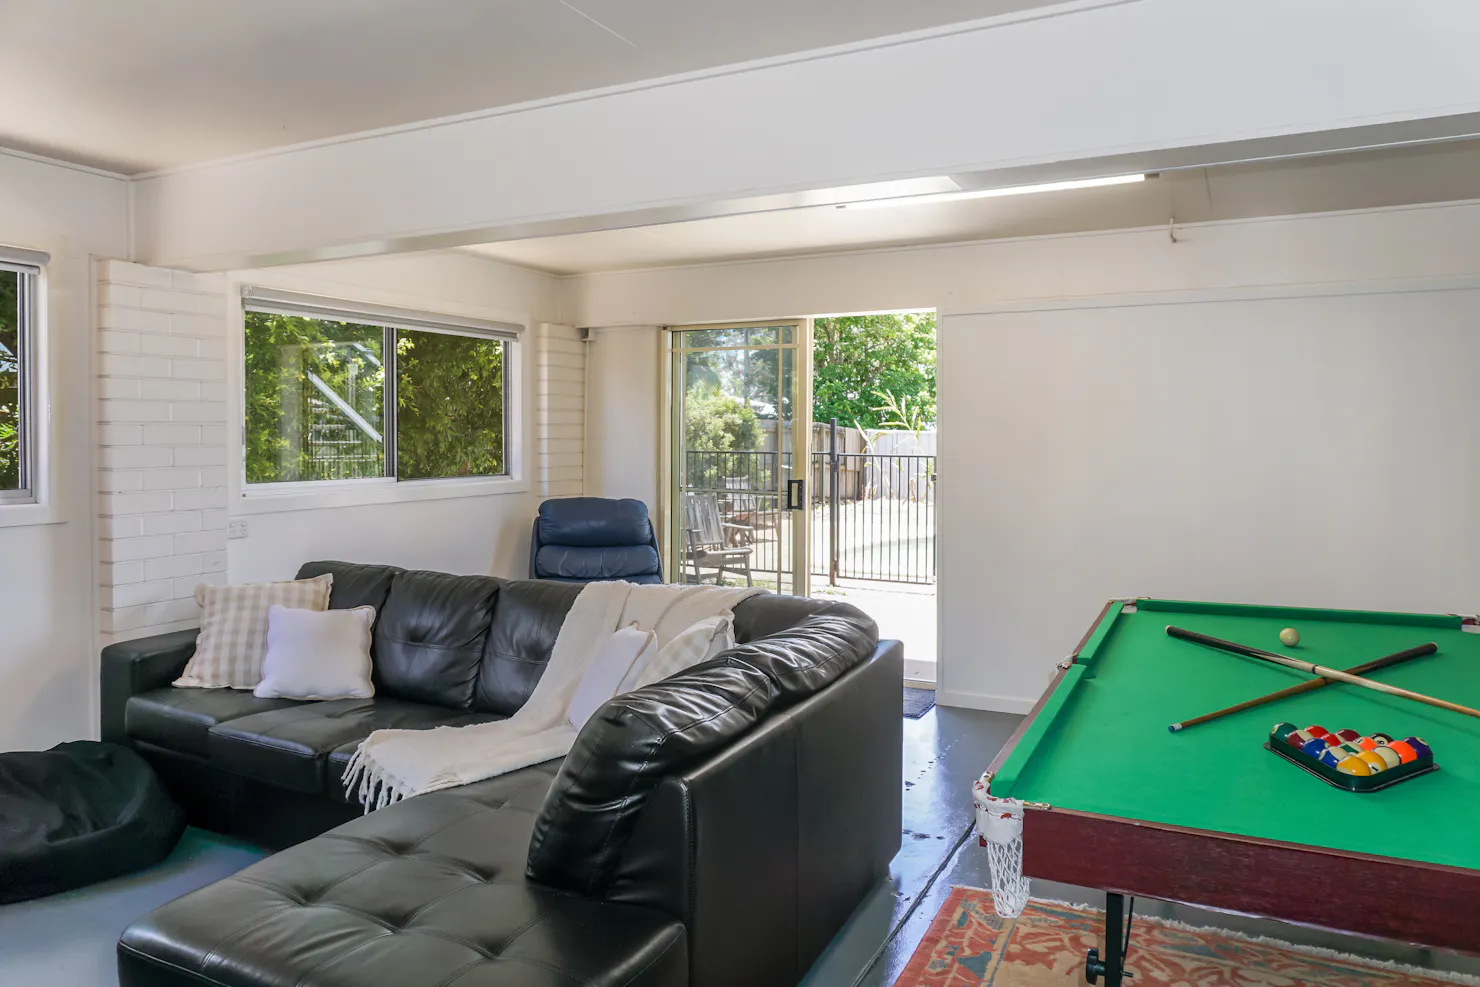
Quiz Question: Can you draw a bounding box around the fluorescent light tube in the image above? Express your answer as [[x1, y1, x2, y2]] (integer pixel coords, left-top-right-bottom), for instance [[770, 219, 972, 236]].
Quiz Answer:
[[837, 173, 1145, 210]]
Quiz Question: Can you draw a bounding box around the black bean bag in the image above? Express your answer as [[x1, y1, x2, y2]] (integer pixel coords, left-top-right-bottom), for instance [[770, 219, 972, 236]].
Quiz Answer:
[[0, 740, 184, 903]]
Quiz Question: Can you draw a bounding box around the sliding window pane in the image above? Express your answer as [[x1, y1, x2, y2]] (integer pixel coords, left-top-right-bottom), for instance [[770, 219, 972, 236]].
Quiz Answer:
[[395, 329, 506, 480], [244, 312, 385, 483], [0, 271, 21, 492]]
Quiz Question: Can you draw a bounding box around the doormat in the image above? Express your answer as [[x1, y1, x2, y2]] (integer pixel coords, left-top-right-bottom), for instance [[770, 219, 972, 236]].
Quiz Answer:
[[893, 887, 1478, 987], [903, 688, 936, 719]]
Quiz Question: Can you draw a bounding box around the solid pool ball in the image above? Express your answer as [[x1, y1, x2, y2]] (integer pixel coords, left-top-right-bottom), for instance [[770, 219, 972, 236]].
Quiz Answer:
[[1371, 733, 1394, 745], [1336, 755, 1373, 776], [1358, 750, 1391, 773], [1387, 740, 1419, 763], [1306, 725, 1330, 739], [1370, 746, 1402, 769]]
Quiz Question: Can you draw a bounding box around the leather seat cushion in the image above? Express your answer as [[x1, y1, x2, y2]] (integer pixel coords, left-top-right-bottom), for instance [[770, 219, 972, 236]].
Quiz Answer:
[[375, 570, 502, 709], [208, 699, 505, 795], [125, 688, 308, 758], [476, 580, 582, 715], [118, 762, 688, 987], [535, 544, 661, 582]]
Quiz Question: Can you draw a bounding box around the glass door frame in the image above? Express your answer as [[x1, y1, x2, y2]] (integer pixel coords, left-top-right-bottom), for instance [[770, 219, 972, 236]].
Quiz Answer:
[[660, 319, 812, 596]]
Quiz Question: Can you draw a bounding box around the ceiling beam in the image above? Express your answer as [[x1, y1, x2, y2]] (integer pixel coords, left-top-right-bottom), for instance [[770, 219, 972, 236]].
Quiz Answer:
[[131, 0, 1480, 271]]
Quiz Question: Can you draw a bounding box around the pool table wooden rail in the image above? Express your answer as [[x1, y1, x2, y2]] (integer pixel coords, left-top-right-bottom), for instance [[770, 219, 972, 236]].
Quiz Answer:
[[982, 598, 1480, 955]]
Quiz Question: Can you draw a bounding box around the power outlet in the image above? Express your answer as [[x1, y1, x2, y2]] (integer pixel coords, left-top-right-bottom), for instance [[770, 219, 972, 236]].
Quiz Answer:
[[227, 519, 249, 540]]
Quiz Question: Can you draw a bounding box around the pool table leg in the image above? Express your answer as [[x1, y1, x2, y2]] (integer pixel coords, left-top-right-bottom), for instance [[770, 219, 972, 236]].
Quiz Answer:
[[1084, 893, 1130, 986]]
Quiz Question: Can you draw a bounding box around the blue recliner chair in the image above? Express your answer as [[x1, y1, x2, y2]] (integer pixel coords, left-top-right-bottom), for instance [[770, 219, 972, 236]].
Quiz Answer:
[[528, 497, 663, 584]]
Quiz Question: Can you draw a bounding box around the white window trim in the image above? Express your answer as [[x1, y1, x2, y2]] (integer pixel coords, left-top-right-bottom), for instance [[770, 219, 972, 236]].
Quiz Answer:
[[233, 286, 528, 514], [0, 247, 57, 528]]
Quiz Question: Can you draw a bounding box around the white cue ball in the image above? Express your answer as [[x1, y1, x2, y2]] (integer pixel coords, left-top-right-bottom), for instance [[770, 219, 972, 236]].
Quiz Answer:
[[1279, 627, 1301, 648]]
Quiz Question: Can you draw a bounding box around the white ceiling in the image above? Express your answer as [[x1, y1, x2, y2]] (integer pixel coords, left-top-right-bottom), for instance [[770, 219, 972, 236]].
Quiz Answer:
[[0, 0, 1060, 174], [464, 140, 1480, 275]]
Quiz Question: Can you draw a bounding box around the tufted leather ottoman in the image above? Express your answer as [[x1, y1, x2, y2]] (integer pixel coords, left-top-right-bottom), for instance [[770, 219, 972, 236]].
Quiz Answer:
[[117, 762, 686, 987]]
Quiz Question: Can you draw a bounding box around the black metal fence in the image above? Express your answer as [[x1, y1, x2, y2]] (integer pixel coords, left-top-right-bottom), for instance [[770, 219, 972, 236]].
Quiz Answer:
[[682, 444, 936, 586]]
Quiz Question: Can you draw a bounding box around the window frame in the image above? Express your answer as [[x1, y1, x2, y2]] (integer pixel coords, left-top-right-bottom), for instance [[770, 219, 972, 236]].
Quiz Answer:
[[237, 287, 523, 509], [0, 260, 39, 508]]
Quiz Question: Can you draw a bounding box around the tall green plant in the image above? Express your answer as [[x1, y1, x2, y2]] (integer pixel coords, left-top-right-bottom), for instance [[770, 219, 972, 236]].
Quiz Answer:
[[813, 312, 935, 430], [0, 271, 20, 490], [395, 329, 505, 479]]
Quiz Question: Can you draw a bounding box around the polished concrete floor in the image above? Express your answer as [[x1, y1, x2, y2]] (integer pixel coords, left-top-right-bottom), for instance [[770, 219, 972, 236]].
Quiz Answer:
[[6, 704, 1479, 987]]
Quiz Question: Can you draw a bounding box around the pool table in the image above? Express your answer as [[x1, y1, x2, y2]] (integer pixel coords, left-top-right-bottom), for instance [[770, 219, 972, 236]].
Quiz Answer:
[[983, 598, 1480, 985]]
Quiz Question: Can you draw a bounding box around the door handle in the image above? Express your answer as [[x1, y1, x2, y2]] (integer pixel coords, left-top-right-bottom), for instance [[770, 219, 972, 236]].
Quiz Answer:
[[787, 479, 805, 511]]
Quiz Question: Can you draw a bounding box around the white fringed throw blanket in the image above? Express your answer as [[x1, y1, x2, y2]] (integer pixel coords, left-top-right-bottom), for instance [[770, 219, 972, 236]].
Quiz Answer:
[[343, 581, 761, 810]]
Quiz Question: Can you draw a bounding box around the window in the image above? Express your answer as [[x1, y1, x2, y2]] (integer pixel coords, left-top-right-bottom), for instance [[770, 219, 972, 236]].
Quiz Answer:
[[0, 262, 37, 505], [242, 289, 516, 487]]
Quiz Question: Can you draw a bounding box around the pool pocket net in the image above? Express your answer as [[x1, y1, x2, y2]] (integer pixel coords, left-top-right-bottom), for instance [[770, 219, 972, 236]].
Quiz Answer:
[[973, 772, 1030, 917]]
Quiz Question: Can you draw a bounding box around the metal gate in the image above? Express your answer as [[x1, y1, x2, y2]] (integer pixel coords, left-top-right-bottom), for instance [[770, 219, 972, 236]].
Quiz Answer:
[[811, 421, 936, 585]]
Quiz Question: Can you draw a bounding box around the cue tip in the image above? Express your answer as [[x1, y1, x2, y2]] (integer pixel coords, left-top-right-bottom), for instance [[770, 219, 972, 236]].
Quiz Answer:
[[1168, 723, 1182, 733]]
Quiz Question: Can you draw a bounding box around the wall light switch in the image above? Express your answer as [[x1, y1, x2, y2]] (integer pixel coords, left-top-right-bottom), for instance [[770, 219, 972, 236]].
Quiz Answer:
[[227, 519, 249, 540]]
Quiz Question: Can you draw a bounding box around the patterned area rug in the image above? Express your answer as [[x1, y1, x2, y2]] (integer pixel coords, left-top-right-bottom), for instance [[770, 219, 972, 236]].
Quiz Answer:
[[895, 887, 1472, 987]]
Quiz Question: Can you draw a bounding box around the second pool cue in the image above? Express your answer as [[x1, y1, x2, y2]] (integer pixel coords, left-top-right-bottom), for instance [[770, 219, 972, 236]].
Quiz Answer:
[[1167, 625, 1480, 721], [1168, 642, 1438, 732]]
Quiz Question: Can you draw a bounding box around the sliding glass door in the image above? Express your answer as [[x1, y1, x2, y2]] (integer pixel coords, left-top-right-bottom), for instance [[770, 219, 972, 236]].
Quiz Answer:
[[663, 322, 810, 595]]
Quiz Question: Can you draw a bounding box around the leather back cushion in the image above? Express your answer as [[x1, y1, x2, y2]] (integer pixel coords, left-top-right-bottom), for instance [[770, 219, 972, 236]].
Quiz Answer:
[[537, 497, 653, 547], [533, 544, 661, 581], [374, 570, 501, 709], [721, 602, 878, 705], [476, 580, 583, 715], [295, 562, 402, 656], [731, 594, 828, 643], [525, 661, 778, 897]]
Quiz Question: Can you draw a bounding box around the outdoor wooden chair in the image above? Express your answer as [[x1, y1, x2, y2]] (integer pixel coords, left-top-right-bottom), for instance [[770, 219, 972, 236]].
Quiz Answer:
[[682, 492, 754, 586]]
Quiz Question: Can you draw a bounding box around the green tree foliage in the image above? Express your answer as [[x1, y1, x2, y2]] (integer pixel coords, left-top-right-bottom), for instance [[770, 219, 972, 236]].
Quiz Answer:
[[244, 313, 506, 484], [244, 313, 385, 483], [395, 329, 505, 479], [684, 385, 761, 451], [0, 271, 19, 490], [813, 312, 936, 429]]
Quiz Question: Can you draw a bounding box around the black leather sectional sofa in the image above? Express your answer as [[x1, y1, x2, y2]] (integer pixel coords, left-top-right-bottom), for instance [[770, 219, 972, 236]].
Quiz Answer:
[[101, 561, 903, 987]]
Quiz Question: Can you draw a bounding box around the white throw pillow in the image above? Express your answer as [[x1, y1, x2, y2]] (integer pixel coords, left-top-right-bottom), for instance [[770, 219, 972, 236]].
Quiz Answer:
[[173, 573, 333, 690], [629, 612, 735, 691], [567, 625, 657, 729], [255, 605, 377, 700]]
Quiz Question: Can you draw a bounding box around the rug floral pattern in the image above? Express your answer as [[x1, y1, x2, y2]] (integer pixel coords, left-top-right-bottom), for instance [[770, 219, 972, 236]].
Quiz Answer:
[[894, 888, 1462, 987]]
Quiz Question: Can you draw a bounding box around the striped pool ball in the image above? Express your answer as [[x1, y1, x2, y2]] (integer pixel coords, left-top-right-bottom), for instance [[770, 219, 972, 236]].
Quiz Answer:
[[1335, 729, 1362, 743], [1387, 740, 1419, 763], [1336, 755, 1373, 776], [1357, 736, 1379, 752], [1369, 746, 1402, 770], [1301, 738, 1330, 757], [1273, 722, 1300, 742], [1358, 750, 1391, 773], [1289, 729, 1315, 746], [1318, 748, 1345, 769], [1336, 742, 1366, 757], [1403, 737, 1433, 759]]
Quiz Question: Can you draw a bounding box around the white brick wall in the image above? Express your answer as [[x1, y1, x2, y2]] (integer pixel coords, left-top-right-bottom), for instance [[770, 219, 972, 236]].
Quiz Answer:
[[96, 261, 230, 643], [536, 323, 585, 498]]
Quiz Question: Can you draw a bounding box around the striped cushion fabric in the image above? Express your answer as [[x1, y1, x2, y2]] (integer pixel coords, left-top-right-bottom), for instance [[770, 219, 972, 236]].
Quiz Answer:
[[173, 574, 334, 690]]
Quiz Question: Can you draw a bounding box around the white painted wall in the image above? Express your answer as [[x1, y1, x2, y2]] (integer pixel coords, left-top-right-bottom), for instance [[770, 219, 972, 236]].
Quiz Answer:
[[132, 0, 1480, 269], [0, 151, 129, 750], [572, 200, 1480, 712], [224, 251, 563, 584], [585, 326, 661, 514]]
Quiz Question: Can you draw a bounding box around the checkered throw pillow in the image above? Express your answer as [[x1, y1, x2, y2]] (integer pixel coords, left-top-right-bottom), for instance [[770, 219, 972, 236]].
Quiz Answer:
[[173, 574, 334, 690]]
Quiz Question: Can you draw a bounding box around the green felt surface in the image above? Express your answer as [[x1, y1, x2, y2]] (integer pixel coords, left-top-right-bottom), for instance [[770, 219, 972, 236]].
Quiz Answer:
[[997, 600, 1480, 870]]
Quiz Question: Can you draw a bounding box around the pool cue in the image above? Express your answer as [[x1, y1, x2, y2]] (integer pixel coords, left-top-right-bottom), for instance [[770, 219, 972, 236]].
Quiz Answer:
[[1166, 625, 1480, 722], [1168, 642, 1438, 732]]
